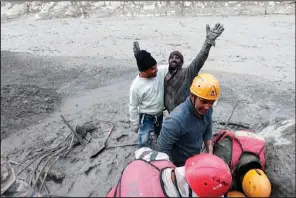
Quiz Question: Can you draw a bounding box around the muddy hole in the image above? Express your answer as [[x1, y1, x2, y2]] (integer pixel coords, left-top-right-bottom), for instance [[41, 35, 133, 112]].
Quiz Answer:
[[1, 84, 60, 138]]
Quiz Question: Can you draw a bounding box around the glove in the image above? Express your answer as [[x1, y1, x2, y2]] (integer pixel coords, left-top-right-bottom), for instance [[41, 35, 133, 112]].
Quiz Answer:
[[133, 41, 141, 57], [206, 23, 224, 47]]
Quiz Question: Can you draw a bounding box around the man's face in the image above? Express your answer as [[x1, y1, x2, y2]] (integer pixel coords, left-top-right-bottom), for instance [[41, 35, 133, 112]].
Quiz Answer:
[[145, 65, 158, 78], [191, 95, 215, 115], [169, 55, 183, 70]]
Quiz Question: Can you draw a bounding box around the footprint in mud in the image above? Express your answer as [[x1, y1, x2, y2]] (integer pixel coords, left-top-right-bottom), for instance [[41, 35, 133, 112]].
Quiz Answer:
[[115, 133, 129, 142], [84, 162, 102, 175]]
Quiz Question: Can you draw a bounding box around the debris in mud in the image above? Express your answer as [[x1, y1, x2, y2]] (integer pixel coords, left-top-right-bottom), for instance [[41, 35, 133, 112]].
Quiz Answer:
[[75, 121, 97, 139], [42, 169, 65, 184], [14, 118, 96, 195], [90, 125, 114, 158], [1, 84, 60, 138], [213, 120, 251, 132], [217, 122, 250, 130], [106, 142, 139, 149], [60, 115, 84, 145]]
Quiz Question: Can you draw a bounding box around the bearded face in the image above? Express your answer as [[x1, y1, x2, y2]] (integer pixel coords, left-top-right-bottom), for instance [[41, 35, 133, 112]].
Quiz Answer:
[[169, 54, 183, 70]]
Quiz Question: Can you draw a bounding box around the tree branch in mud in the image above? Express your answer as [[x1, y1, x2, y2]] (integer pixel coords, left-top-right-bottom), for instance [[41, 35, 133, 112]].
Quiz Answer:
[[13, 118, 96, 195], [106, 143, 139, 149], [224, 99, 240, 130], [17, 144, 64, 176], [60, 115, 84, 144], [11, 160, 50, 194], [31, 145, 68, 189], [18, 133, 74, 192], [90, 125, 115, 158], [64, 134, 75, 157], [39, 155, 60, 192], [218, 122, 250, 130], [17, 133, 72, 176], [30, 142, 71, 193]]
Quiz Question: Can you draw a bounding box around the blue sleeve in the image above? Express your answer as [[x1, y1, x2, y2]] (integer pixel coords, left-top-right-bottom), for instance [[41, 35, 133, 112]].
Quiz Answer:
[[155, 116, 181, 157], [203, 108, 213, 141]]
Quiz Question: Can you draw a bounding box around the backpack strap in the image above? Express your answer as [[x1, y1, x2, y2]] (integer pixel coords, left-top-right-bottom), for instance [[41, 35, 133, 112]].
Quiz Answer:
[[113, 159, 166, 197], [173, 170, 183, 197], [189, 186, 193, 197], [213, 130, 227, 143], [113, 174, 122, 197]]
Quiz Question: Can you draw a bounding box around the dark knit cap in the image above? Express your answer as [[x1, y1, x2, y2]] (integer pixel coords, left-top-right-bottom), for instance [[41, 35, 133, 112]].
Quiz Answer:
[[169, 50, 184, 63], [135, 50, 157, 72]]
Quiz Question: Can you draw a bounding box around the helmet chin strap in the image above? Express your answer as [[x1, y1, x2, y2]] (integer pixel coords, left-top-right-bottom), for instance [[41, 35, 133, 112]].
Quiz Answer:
[[191, 95, 202, 117]]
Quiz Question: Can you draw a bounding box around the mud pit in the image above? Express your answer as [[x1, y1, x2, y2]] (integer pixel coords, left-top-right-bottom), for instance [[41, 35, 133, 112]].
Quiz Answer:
[[1, 84, 60, 138], [1, 13, 295, 197]]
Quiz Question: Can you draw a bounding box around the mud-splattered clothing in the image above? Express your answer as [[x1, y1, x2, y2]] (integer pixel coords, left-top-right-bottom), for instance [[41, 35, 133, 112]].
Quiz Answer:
[[138, 113, 163, 148], [164, 40, 213, 113], [156, 97, 213, 167], [129, 65, 168, 131]]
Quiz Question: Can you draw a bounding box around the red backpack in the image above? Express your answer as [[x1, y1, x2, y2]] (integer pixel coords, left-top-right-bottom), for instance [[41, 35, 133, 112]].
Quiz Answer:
[[213, 130, 266, 175]]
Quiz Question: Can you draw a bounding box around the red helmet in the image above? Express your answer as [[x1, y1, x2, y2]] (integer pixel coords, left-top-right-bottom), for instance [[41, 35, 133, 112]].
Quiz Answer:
[[185, 153, 232, 197]]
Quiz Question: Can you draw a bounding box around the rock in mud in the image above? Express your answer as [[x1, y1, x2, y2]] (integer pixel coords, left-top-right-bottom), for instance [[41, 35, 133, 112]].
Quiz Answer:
[[75, 121, 97, 138], [1, 84, 60, 138], [259, 119, 295, 197], [42, 169, 65, 184]]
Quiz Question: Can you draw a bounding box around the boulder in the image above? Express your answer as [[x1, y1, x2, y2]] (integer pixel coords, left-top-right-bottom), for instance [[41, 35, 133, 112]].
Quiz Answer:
[[259, 119, 295, 197]]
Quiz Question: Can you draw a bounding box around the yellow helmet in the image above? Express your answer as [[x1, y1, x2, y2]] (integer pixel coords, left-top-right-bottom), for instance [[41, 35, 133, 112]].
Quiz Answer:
[[242, 169, 271, 197], [190, 73, 220, 100], [227, 190, 246, 197]]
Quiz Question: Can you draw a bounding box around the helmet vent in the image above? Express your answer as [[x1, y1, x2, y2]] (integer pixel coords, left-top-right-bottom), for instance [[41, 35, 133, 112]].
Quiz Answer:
[[204, 183, 208, 186]]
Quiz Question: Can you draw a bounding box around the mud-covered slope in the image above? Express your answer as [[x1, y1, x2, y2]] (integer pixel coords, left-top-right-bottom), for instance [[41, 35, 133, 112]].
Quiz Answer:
[[1, 84, 60, 138], [260, 120, 296, 197]]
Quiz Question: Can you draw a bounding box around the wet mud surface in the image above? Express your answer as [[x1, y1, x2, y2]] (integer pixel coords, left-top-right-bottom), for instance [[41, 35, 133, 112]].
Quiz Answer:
[[1, 15, 295, 196]]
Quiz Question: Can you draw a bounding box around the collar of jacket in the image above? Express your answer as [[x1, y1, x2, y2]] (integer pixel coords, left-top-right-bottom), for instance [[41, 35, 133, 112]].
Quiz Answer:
[[169, 66, 181, 74]]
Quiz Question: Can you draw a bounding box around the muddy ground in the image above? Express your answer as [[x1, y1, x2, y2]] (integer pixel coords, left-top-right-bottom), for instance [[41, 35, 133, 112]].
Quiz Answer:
[[260, 119, 295, 197], [1, 15, 295, 196]]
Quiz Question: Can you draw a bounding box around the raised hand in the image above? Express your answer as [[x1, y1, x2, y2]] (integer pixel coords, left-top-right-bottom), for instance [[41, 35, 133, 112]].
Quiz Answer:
[[133, 41, 141, 57], [206, 23, 224, 47]]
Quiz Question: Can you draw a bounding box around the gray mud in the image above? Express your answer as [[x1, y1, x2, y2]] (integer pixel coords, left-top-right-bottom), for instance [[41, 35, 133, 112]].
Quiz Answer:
[[1, 84, 60, 138], [1, 14, 295, 197], [260, 120, 295, 197]]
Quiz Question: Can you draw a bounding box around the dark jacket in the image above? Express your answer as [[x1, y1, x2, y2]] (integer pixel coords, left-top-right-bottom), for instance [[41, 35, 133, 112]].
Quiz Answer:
[[156, 97, 213, 167], [164, 40, 213, 113]]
